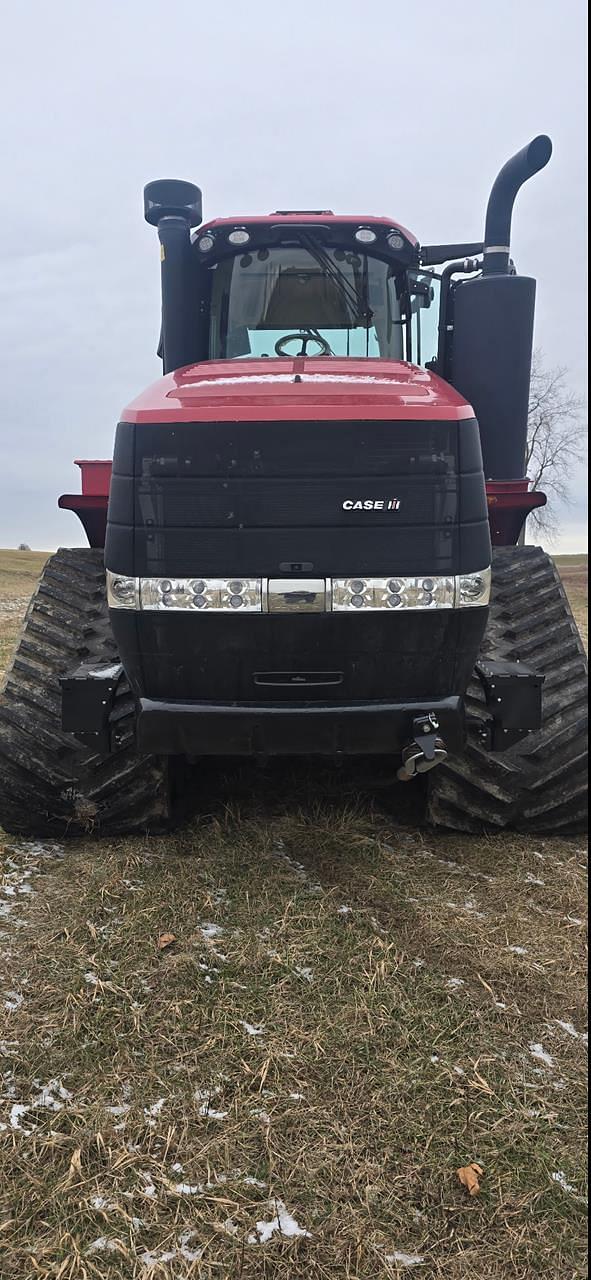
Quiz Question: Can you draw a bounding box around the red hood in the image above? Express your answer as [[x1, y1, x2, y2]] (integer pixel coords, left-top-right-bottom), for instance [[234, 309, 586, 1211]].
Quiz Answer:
[[122, 358, 474, 424]]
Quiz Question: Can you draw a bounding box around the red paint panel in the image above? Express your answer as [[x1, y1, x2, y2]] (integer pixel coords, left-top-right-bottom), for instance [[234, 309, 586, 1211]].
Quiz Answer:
[[195, 212, 419, 246], [486, 479, 547, 546], [74, 460, 113, 495], [122, 359, 475, 425], [58, 494, 108, 548]]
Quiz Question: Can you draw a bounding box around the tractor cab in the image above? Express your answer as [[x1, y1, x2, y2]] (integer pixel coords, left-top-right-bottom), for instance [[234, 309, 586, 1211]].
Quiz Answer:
[[188, 213, 435, 366], [143, 184, 441, 376]]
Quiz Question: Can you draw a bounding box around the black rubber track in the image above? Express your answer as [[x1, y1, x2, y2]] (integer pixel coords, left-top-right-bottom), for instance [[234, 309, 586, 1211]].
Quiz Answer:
[[0, 548, 172, 838], [427, 546, 588, 834]]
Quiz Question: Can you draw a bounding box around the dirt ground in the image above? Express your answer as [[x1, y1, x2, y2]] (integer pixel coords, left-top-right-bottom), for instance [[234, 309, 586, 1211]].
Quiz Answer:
[[0, 548, 587, 1279]]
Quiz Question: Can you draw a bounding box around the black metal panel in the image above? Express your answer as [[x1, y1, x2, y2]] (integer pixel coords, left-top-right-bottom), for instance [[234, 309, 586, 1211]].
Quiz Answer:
[[112, 422, 135, 475], [109, 608, 487, 705], [451, 275, 536, 479], [133, 475, 459, 530], [131, 419, 460, 478], [105, 416, 489, 577], [133, 524, 460, 577], [136, 694, 465, 757]]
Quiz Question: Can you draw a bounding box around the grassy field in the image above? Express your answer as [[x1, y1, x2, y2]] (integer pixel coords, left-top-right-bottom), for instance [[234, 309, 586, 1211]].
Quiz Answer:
[[0, 548, 587, 1279], [554, 556, 588, 649]]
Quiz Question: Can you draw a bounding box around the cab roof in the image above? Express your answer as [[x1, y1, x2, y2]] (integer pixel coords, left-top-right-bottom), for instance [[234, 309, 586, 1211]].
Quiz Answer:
[[195, 212, 419, 246]]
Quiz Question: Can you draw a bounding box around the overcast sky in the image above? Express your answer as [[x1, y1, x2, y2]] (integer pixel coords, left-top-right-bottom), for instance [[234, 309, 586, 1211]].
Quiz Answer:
[[0, 0, 587, 551]]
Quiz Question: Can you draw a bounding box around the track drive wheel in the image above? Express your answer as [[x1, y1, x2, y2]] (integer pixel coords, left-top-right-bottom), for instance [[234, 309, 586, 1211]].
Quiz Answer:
[[0, 548, 174, 839], [427, 547, 588, 834]]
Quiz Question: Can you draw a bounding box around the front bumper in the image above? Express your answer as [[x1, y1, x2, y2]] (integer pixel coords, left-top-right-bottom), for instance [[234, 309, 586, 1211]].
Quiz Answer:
[[136, 695, 465, 757]]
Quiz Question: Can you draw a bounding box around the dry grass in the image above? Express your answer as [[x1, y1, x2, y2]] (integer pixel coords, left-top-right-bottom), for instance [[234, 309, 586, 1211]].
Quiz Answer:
[[555, 556, 588, 650], [0, 549, 48, 681], [0, 549, 588, 1279]]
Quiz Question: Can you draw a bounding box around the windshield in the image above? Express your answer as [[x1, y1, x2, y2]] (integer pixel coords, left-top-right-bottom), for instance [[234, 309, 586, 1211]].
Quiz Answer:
[[208, 246, 405, 360]]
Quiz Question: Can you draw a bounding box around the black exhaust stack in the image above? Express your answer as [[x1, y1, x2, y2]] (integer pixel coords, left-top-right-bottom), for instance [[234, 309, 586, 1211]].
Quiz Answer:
[[144, 179, 203, 374], [449, 136, 552, 480]]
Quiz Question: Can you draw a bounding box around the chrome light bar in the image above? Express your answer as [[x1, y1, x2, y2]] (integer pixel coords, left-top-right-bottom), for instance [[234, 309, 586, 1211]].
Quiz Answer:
[[107, 569, 491, 612]]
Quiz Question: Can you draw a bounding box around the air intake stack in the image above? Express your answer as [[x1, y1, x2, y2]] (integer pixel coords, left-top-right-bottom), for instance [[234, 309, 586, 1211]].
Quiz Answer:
[[144, 179, 203, 374], [449, 136, 552, 480]]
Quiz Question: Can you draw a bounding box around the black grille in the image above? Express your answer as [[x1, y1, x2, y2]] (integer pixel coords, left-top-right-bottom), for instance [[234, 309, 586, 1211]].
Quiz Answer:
[[106, 418, 490, 577]]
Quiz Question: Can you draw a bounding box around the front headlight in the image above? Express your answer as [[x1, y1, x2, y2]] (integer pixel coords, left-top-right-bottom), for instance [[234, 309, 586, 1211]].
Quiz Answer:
[[106, 570, 491, 613], [139, 577, 262, 611], [332, 576, 456, 611], [456, 567, 492, 607], [106, 572, 139, 610]]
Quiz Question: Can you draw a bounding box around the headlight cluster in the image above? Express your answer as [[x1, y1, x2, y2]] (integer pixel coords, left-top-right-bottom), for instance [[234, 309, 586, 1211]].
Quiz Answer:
[[332, 576, 455, 611], [107, 574, 261, 612], [107, 569, 491, 612], [197, 227, 251, 252]]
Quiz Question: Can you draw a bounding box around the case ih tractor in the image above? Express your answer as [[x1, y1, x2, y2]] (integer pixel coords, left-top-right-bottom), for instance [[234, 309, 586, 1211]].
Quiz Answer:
[[0, 136, 587, 837]]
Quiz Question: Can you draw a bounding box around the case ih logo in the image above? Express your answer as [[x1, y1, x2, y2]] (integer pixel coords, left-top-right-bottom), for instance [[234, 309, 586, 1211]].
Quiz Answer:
[[342, 498, 401, 511]]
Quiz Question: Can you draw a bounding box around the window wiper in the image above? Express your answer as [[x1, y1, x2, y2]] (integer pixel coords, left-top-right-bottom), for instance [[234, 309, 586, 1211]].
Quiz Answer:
[[296, 233, 371, 326]]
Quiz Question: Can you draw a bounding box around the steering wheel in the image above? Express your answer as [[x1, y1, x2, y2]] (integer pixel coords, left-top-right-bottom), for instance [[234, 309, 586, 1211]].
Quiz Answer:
[[274, 332, 332, 357]]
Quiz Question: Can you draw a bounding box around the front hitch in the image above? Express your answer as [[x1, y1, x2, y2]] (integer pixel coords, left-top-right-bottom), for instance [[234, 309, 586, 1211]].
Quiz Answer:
[[397, 713, 448, 781]]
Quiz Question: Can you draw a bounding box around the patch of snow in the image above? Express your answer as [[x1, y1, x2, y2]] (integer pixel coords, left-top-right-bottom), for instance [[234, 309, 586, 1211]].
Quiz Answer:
[[9, 1103, 31, 1132], [248, 1199, 312, 1245], [386, 1251, 425, 1267], [273, 846, 309, 879], [453, 1066, 465, 1076], [144, 1097, 165, 1119], [551, 1170, 576, 1193], [525, 873, 545, 885], [509, 945, 528, 955], [338, 905, 352, 915], [140, 1248, 178, 1266], [412, 958, 426, 969], [430, 1055, 439, 1064], [252, 1108, 271, 1125], [4, 991, 23, 1013], [87, 1237, 119, 1254], [289, 1092, 305, 1101], [85, 972, 99, 986], [243, 1174, 267, 1188], [139, 1171, 158, 1198], [171, 1161, 184, 1174], [294, 966, 313, 982], [140, 1232, 202, 1268], [555, 1018, 578, 1039], [462, 898, 486, 918], [554, 1019, 586, 1041], [90, 1196, 109, 1210], [529, 1043, 554, 1068], [198, 1102, 228, 1120], [446, 978, 465, 989], [32, 1080, 72, 1110], [107, 1103, 129, 1117], [173, 1182, 203, 1195], [178, 1231, 202, 1263], [240, 1020, 265, 1036], [200, 921, 224, 939]]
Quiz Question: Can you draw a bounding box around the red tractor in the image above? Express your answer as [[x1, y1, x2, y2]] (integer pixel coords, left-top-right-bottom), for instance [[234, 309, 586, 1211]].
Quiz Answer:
[[0, 136, 587, 836]]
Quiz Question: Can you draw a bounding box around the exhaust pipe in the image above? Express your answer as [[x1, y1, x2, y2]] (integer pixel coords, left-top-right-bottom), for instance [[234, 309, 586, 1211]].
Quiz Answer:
[[483, 135, 552, 276], [449, 134, 553, 482]]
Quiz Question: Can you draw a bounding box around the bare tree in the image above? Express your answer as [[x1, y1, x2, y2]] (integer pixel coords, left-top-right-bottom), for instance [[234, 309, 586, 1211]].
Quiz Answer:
[[526, 351, 587, 534]]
